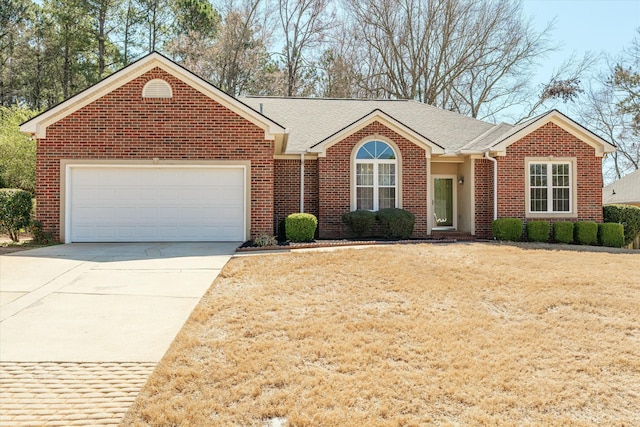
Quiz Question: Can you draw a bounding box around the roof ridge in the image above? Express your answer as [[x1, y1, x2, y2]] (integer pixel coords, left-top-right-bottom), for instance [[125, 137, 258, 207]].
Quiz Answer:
[[241, 96, 412, 102], [460, 122, 512, 151]]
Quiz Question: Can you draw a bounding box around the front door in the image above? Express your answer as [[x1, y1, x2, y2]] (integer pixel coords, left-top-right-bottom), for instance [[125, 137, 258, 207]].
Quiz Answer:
[[432, 175, 456, 229]]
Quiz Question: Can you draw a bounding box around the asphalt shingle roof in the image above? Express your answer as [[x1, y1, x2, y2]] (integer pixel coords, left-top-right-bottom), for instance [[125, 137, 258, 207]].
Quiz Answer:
[[240, 97, 498, 153]]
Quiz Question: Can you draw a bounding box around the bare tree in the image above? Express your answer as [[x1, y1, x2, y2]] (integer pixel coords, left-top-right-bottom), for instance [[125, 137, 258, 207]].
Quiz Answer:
[[278, 0, 334, 96], [511, 52, 598, 124], [213, 0, 270, 95], [166, 0, 279, 96], [344, 0, 554, 118], [580, 31, 640, 182]]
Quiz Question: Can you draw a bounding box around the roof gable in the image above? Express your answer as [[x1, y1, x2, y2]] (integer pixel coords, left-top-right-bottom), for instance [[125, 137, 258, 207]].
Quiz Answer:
[[603, 169, 640, 205], [20, 52, 286, 140], [488, 110, 616, 157], [308, 109, 445, 157]]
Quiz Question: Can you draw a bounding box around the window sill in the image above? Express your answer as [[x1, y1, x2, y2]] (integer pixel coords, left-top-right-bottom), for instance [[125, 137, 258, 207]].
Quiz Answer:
[[525, 212, 578, 219]]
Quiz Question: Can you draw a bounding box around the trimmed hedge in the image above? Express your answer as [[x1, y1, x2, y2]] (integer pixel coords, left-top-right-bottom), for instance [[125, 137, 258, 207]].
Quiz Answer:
[[526, 221, 550, 242], [285, 213, 318, 242], [492, 218, 522, 241], [377, 208, 415, 239], [603, 204, 640, 245], [552, 222, 574, 244], [574, 221, 598, 245], [0, 189, 33, 242], [342, 210, 377, 238], [598, 223, 625, 248]]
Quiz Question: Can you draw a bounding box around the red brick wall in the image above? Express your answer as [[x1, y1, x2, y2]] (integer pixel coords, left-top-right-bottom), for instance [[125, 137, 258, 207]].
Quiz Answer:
[[36, 67, 274, 240], [475, 122, 604, 238], [474, 159, 494, 238], [274, 158, 319, 234], [318, 121, 428, 238]]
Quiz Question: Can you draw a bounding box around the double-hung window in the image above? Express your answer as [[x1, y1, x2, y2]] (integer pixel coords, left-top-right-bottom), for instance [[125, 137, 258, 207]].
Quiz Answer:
[[528, 161, 572, 214], [355, 141, 397, 210]]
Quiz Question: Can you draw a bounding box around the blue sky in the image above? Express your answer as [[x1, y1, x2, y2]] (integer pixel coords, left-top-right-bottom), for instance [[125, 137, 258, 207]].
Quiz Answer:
[[521, 0, 639, 82]]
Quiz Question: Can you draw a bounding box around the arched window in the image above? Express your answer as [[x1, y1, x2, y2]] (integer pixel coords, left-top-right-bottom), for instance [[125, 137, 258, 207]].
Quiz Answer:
[[354, 140, 398, 210]]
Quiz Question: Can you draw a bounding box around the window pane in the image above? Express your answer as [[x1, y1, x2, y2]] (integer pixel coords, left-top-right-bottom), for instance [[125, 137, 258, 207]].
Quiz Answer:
[[434, 178, 454, 227], [356, 141, 396, 159], [375, 141, 396, 159], [552, 164, 570, 187], [378, 163, 396, 186], [378, 187, 396, 209], [553, 188, 570, 212], [356, 163, 373, 185], [530, 163, 547, 187], [530, 188, 547, 212], [356, 141, 376, 159], [357, 187, 374, 210]]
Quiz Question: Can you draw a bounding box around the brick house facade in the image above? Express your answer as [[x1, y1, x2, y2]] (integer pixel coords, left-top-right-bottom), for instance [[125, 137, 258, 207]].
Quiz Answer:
[[21, 52, 615, 243]]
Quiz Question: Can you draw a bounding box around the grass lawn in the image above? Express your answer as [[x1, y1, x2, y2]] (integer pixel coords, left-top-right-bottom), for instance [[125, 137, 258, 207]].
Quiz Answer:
[[123, 243, 640, 426]]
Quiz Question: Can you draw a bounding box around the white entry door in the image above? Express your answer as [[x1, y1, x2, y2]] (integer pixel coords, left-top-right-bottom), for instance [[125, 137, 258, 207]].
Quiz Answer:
[[67, 165, 246, 242]]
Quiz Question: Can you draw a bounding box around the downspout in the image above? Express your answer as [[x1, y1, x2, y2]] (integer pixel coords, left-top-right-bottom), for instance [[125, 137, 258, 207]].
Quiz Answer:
[[300, 152, 305, 213], [484, 151, 498, 221]]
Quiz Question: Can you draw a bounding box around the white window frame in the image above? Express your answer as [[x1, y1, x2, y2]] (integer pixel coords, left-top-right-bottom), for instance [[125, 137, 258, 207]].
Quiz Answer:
[[351, 139, 401, 211], [525, 157, 577, 218]]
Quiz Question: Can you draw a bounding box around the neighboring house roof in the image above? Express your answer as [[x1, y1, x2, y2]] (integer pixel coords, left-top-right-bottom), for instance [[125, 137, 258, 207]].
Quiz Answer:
[[603, 169, 640, 206], [20, 52, 286, 141], [240, 97, 493, 153]]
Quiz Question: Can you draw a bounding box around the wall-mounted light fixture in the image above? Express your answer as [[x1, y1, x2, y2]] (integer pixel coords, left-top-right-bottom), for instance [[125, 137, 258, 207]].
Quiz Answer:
[[458, 176, 464, 184]]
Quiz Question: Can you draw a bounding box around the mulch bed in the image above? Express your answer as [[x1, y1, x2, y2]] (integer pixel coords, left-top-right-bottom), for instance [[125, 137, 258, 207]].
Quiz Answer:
[[236, 237, 464, 252]]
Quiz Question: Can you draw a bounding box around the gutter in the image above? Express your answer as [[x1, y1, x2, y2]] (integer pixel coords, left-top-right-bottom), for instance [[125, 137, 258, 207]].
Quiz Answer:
[[484, 151, 498, 221], [300, 152, 305, 212]]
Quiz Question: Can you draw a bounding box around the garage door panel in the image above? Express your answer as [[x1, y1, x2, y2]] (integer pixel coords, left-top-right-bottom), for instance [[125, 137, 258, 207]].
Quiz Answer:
[[97, 208, 115, 221], [69, 166, 245, 242], [96, 227, 117, 239]]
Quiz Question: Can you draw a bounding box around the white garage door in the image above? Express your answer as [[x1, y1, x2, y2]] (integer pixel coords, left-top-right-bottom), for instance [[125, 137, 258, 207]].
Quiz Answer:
[[68, 166, 246, 242]]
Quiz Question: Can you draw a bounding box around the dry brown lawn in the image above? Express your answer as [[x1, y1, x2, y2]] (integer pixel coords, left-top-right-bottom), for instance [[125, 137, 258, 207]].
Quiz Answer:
[[123, 243, 640, 426]]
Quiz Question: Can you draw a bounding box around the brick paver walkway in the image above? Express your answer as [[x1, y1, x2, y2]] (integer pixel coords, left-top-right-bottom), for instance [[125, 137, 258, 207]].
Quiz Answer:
[[0, 362, 156, 426]]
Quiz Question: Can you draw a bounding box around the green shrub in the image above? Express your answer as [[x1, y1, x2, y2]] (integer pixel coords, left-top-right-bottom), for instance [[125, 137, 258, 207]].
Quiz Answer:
[[492, 218, 522, 241], [253, 234, 278, 247], [552, 222, 574, 244], [598, 223, 625, 248], [574, 221, 598, 245], [0, 189, 33, 242], [526, 221, 550, 242], [603, 204, 640, 245], [30, 220, 56, 245], [342, 210, 377, 238], [285, 213, 318, 242], [376, 208, 415, 239]]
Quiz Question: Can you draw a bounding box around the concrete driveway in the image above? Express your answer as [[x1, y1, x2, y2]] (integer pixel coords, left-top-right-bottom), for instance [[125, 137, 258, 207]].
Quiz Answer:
[[0, 242, 236, 426]]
